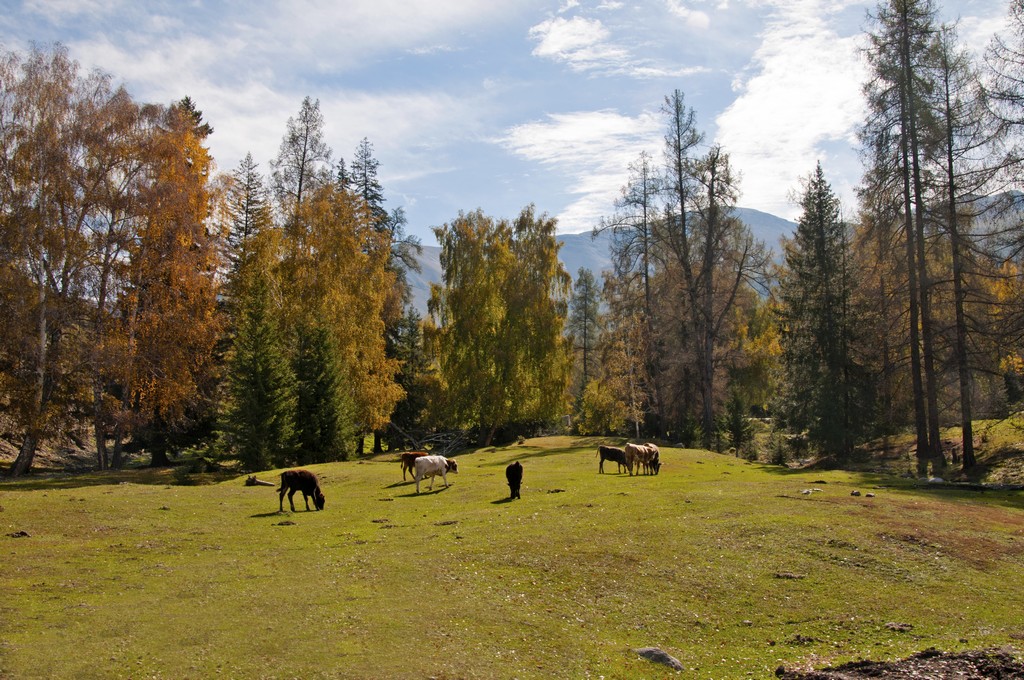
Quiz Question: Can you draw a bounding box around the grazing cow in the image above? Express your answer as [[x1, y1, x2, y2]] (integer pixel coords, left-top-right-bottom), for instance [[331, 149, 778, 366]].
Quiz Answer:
[[624, 443, 656, 476], [278, 469, 326, 512], [414, 455, 458, 494], [506, 461, 523, 499], [644, 443, 661, 475], [399, 451, 429, 481], [597, 445, 628, 474]]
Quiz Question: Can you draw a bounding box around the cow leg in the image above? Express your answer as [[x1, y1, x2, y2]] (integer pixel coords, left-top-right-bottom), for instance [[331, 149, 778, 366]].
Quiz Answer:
[[441, 470, 448, 488], [599, 458, 604, 473], [279, 489, 286, 512], [302, 491, 311, 511], [288, 488, 298, 511]]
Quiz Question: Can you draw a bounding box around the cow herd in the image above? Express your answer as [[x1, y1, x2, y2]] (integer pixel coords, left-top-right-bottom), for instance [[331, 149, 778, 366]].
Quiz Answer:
[[598, 443, 661, 476], [274, 441, 661, 512]]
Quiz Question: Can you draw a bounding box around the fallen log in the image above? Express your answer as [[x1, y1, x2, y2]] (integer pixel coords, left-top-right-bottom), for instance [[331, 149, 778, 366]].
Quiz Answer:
[[245, 475, 276, 487]]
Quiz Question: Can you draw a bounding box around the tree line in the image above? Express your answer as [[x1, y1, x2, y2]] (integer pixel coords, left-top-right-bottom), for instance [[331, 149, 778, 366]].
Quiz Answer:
[[3, 0, 1024, 476], [568, 0, 1024, 477]]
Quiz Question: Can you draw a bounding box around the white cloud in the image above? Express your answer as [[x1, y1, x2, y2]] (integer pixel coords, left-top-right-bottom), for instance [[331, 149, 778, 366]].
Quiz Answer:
[[529, 15, 629, 71], [665, 0, 711, 31], [528, 11, 709, 79], [499, 109, 663, 232], [715, 0, 867, 219]]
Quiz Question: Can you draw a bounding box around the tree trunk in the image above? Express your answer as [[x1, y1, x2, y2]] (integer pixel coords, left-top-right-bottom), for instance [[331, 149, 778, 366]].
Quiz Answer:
[[9, 286, 50, 478], [373, 431, 384, 454], [483, 423, 498, 448], [898, 71, 929, 476], [9, 433, 40, 478], [941, 51, 976, 470], [92, 384, 109, 470], [111, 423, 125, 470], [149, 445, 172, 467]]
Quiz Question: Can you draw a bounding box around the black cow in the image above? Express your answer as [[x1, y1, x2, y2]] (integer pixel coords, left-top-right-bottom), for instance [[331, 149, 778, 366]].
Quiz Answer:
[[278, 469, 326, 511], [597, 445, 628, 474], [506, 461, 523, 499]]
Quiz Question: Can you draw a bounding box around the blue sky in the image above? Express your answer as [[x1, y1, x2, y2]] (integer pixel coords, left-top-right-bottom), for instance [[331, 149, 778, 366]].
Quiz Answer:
[[0, 0, 1011, 244]]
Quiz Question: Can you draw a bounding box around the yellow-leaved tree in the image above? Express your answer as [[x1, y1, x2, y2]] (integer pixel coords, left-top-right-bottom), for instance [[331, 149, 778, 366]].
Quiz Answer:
[[116, 99, 224, 467], [427, 206, 572, 446], [279, 183, 403, 450]]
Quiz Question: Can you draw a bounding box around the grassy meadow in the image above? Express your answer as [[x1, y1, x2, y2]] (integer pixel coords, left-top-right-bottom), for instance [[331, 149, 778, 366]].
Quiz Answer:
[[1, 437, 1023, 679]]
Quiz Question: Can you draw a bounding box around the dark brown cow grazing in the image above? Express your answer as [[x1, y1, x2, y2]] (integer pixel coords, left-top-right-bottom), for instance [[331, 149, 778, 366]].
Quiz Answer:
[[597, 445, 628, 474], [400, 451, 429, 481], [278, 470, 325, 511], [506, 461, 523, 499]]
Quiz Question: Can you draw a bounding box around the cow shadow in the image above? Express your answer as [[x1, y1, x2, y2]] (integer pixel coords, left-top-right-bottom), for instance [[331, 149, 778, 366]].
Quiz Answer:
[[395, 485, 452, 498], [385, 480, 415, 489], [249, 510, 291, 518], [491, 497, 517, 505]]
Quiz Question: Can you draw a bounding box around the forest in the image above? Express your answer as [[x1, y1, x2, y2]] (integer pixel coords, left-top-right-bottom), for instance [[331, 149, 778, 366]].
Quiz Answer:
[[3, 0, 1024, 479]]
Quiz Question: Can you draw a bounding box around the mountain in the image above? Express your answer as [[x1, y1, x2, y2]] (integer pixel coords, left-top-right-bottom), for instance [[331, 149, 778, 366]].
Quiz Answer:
[[406, 208, 797, 316]]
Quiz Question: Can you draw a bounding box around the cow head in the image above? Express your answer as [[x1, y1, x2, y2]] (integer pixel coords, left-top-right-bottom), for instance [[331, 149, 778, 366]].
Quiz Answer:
[[445, 458, 458, 473], [314, 490, 326, 510]]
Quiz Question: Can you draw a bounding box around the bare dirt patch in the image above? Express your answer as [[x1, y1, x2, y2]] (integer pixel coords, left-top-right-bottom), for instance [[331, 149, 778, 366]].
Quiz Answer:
[[776, 647, 1024, 679]]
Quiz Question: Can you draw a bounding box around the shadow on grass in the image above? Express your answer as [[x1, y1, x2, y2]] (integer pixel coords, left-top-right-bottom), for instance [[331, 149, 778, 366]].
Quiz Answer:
[[0, 467, 188, 491], [250, 510, 291, 518], [752, 461, 1024, 511], [384, 481, 415, 489], [491, 497, 518, 505], [394, 485, 453, 498]]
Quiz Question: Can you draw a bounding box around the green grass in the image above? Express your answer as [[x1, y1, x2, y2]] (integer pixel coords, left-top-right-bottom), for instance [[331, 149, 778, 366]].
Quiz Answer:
[[2, 436, 1023, 678]]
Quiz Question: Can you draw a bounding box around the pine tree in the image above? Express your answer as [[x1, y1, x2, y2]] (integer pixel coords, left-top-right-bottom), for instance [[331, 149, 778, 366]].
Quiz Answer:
[[777, 164, 864, 456], [386, 308, 431, 448], [226, 152, 273, 276], [567, 268, 602, 400], [223, 275, 296, 471], [294, 323, 352, 464], [350, 137, 388, 230]]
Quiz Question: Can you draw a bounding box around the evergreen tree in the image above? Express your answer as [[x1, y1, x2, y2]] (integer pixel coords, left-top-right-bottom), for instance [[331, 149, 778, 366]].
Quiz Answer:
[[567, 268, 602, 400], [350, 137, 388, 229], [223, 275, 296, 471], [294, 323, 353, 464], [346, 137, 421, 453], [777, 164, 864, 456], [386, 308, 431, 448], [226, 152, 273, 276]]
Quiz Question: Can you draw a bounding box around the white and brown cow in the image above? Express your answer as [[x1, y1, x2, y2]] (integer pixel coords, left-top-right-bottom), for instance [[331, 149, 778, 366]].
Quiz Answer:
[[414, 455, 458, 493]]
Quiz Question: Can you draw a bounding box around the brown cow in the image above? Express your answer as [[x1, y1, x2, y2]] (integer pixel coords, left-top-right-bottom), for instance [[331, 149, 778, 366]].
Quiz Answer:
[[278, 469, 326, 511], [399, 451, 429, 481], [644, 443, 661, 475], [624, 443, 655, 476]]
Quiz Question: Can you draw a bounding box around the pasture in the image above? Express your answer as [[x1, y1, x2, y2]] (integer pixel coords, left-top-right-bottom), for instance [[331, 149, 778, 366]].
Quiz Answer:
[[1, 437, 1023, 678]]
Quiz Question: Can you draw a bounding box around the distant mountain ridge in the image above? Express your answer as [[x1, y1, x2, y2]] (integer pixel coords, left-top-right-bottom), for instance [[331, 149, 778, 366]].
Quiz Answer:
[[407, 206, 797, 316]]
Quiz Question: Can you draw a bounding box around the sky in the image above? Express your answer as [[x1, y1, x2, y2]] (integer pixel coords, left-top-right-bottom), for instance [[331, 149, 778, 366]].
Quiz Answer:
[[0, 0, 1012, 245]]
